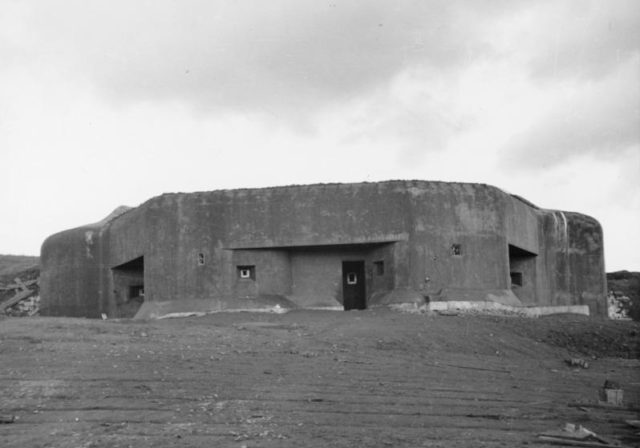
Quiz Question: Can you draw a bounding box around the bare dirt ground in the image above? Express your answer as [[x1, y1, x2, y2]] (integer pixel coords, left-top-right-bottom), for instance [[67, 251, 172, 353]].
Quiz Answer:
[[1, 310, 639, 448]]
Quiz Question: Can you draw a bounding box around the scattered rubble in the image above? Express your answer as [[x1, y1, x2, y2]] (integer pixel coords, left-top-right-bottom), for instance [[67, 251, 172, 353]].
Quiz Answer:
[[608, 291, 632, 320], [538, 423, 627, 447], [607, 271, 640, 321], [0, 271, 40, 317], [565, 357, 590, 369]]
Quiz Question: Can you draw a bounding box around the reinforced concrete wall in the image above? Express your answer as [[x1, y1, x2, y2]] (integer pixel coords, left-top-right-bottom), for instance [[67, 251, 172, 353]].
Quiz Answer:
[[40, 180, 607, 318]]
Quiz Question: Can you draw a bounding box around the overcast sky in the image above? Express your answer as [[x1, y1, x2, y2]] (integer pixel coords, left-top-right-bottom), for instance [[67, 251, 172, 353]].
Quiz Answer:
[[1, 0, 638, 271]]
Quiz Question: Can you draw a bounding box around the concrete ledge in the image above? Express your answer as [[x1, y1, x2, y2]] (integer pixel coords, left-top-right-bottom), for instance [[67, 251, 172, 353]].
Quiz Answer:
[[133, 295, 296, 320], [388, 301, 590, 317], [134, 297, 591, 320], [442, 289, 523, 307], [427, 301, 590, 317]]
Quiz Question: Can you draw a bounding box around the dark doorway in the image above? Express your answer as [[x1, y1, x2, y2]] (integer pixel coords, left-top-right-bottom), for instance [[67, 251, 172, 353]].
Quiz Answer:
[[342, 260, 366, 310], [112, 256, 145, 318], [508, 245, 537, 304]]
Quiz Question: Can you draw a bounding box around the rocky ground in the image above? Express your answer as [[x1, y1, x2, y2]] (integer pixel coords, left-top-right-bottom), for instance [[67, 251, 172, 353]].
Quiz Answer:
[[608, 271, 640, 321], [0, 255, 40, 317], [1, 309, 638, 448]]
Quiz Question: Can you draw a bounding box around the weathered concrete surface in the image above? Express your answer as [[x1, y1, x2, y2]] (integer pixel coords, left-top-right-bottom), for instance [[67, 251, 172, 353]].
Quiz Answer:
[[428, 301, 590, 317], [1, 311, 638, 448], [40, 180, 607, 317]]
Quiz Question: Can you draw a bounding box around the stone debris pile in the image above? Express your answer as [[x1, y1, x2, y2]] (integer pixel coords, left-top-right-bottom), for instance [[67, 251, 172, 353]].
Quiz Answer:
[[0, 275, 40, 316], [608, 290, 631, 320]]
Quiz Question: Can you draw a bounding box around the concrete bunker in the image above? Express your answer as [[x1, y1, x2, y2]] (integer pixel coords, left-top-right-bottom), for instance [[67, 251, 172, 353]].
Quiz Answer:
[[112, 256, 145, 318], [39, 180, 607, 318]]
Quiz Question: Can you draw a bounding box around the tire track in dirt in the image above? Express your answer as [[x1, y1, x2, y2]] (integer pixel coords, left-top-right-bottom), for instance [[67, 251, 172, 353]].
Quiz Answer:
[[1, 311, 638, 447]]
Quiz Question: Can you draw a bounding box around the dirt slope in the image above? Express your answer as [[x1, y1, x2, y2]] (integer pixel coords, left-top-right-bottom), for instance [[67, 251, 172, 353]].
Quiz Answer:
[[0, 310, 638, 447]]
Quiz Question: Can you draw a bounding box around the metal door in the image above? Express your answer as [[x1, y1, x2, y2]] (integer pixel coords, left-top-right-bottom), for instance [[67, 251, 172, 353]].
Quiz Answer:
[[342, 261, 366, 310]]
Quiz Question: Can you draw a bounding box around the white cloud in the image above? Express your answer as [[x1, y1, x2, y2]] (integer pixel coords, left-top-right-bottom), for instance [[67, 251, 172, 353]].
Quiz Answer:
[[6, 1, 520, 117], [501, 56, 640, 168]]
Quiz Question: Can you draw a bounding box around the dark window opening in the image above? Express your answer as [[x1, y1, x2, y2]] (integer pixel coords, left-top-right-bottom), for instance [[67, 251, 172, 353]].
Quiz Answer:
[[510, 272, 523, 287], [237, 265, 255, 280], [197, 253, 205, 266], [451, 244, 462, 256], [129, 285, 144, 299], [374, 260, 385, 276], [346, 272, 358, 285]]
